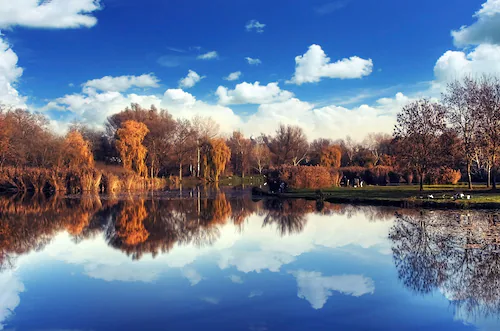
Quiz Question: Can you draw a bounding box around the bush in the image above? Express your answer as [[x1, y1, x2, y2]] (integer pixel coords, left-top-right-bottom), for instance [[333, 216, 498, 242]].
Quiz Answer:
[[427, 167, 462, 185], [279, 166, 339, 189]]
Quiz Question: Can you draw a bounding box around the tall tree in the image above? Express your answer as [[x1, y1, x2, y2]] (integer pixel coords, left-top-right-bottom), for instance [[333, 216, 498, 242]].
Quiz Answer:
[[320, 145, 342, 168], [251, 141, 271, 174], [171, 119, 195, 181], [204, 138, 231, 182], [394, 99, 447, 191], [192, 116, 220, 177], [443, 77, 481, 189], [269, 124, 309, 166], [227, 131, 252, 178], [63, 131, 94, 170], [116, 120, 149, 177], [477, 76, 500, 189]]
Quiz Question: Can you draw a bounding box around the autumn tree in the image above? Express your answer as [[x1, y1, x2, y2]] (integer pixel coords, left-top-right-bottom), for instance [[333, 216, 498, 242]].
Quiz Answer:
[[251, 140, 271, 174], [192, 116, 220, 177], [320, 145, 342, 168], [107, 104, 176, 177], [227, 131, 252, 178], [203, 138, 231, 182], [269, 124, 309, 166], [443, 77, 481, 189], [394, 99, 447, 191], [310, 138, 333, 166], [171, 119, 195, 181], [116, 120, 149, 177], [62, 131, 94, 170]]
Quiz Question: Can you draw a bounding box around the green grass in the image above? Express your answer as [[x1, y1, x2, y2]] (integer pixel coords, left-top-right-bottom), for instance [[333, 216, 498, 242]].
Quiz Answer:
[[281, 184, 500, 209]]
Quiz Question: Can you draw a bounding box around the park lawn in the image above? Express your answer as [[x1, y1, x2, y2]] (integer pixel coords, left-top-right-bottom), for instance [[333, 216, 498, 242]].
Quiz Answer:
[[285, 184, 500, 208]]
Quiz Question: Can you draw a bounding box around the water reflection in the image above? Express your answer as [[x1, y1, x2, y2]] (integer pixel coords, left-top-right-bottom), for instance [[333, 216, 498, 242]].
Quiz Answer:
[[2, 191, 500, 329], [390, 210, 500, 325]]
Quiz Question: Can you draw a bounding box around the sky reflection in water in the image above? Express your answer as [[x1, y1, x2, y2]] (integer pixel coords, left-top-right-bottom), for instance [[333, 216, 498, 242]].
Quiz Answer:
[[0, 191, 499, 330]]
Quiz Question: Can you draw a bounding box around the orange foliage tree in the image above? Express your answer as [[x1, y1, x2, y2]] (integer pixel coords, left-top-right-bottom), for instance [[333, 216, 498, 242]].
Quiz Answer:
[[63, 131, 94, 169], [203, 138, 231, 182], [320, 145, 342, 168], [116, 120, 149, 177]]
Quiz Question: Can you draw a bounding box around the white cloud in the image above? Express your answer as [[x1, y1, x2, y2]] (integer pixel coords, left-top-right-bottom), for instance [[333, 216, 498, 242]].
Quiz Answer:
[[240, 92, 411, 140], [432, 44, 500, 92], [179, 70, 205, 89], [216, 81, 293, 105], [224, 71, 242, 81], [197, 51, 218, 60], [245, 57, 262, 65], [246, 20, 266, 33], [0, 271, 24, 330], [228, 274, 244, 284], [289, 270, 375, 309], [200, 297, 220, 304], [452, 0, 500, 47], [83, 74, 160, 92], [162, 89, 243, 133], [288, 44, 373, 85], [0, 0, 102, 29], [0, 37, 26, 107]]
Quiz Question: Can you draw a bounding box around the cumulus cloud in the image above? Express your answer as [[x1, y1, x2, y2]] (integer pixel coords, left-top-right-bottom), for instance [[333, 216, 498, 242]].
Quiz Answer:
[[432, 43, 500, 91], [245, 57, 262, 65], [197, 51, 218, 60], [216, 81, 294, 105], [224, 71, 242, 81], [83, 74, 160, 92], [0, 37, 26, 107], [289, 270, 375, 309], [240, 92, 411, 140], [452, 0, 500, 47], [179, 70, 205, 89], [0, 0, 102, 29], [228, 274, 244, 284], [246, 20, 266, 33], [288, 44, 373, 85]]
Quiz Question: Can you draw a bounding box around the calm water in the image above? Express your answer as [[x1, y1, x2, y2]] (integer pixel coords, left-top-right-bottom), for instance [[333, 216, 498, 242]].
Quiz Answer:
[[1, 188, 500, 330]]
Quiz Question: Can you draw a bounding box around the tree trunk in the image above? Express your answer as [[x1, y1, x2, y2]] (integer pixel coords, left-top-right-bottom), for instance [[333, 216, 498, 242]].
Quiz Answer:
[[467, 160, 472, 190], [419, 173, 424, 191], [488, 165, 491, 188], [197, 146, 200, 178], [493, 154, 497, 190], [179, 163, 183, 182]]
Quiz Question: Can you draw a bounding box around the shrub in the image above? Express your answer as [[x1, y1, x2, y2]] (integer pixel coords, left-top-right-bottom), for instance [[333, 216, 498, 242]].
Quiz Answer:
[[427, 167, 462, 185], [279, 165, 338, 189]]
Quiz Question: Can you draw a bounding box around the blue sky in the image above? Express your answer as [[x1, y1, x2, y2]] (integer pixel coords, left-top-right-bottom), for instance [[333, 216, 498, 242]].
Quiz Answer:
[[0, 0, 499, 139]]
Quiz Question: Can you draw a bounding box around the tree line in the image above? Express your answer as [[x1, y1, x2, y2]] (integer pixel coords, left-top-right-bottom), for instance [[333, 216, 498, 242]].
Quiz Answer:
[[1, 75, 500, 191]]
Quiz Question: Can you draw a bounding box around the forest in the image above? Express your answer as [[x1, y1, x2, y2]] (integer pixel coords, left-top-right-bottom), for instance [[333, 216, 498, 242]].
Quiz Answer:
[[1, 75, 500, 193]]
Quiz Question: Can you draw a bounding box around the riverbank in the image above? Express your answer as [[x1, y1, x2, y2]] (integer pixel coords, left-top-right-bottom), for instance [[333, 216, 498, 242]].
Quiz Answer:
[[256, 185, 500, 209]]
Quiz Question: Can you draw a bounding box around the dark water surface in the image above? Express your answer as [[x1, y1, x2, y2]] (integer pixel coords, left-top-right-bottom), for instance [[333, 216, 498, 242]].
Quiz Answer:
[[1, 188, 500, 330]]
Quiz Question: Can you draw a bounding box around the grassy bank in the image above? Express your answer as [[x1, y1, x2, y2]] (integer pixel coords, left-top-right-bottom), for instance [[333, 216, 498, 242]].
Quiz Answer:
[[262, 184, 500, 209]]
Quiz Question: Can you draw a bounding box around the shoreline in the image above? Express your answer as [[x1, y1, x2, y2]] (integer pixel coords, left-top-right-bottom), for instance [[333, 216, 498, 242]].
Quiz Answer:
[[252, 185, 500, 210]]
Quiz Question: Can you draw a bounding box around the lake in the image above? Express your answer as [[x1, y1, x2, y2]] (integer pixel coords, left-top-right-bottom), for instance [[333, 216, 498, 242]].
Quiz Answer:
[[1, 187, 499, 330]]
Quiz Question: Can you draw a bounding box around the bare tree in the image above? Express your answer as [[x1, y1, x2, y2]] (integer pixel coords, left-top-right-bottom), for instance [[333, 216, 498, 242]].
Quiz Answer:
[[269, 124, 309, 166], [443, 77, 481, 189], [394, 99, 447, 191], [477, 76, 500, 190]]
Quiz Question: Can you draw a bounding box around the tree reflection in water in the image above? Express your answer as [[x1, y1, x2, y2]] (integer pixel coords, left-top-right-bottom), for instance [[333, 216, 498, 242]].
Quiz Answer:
[[0, 191, 395, 267], [390, 210, 500, 321]]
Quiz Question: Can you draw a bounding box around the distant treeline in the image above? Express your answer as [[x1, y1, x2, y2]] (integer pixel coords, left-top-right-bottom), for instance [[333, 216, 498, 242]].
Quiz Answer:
[[1, 76, 500, 192]]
